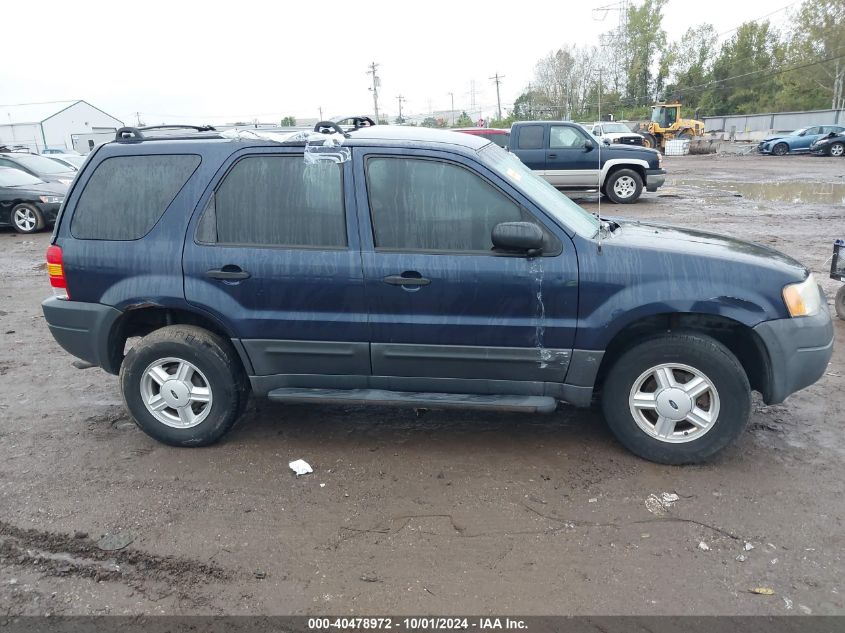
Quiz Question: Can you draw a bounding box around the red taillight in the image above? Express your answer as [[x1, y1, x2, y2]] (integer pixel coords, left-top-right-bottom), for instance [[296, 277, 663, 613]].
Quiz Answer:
[[46, 245, 69, 299]]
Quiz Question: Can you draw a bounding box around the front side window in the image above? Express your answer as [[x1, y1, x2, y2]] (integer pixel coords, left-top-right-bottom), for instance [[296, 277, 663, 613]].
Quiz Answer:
[[550, 126, 587, 149], [202, 155, 346, 248], [367, 157, 526, 252]]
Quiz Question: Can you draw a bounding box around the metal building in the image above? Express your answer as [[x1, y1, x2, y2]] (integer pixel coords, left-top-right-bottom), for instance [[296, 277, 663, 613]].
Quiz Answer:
[[0, 100, 123, 154]]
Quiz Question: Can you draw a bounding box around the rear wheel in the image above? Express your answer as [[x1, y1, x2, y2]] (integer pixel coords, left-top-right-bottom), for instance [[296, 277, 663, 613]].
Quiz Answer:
[[830, 142, 844, 157], [642, 133, 658, 150], [11, 203, 44, 234], [601, 333, 751, 464], [604, 168, 643, 204], [772, 142, 789, 156], [835, 286, 845, 320], [120, 325, 248, 446]]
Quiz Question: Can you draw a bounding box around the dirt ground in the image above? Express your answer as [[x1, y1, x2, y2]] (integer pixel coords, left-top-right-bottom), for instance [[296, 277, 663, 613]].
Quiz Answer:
[[0, 153, 843, 617]]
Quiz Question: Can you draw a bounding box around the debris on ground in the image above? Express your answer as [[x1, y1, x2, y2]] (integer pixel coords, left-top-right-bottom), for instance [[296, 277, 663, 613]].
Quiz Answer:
[[736, 554, 747, 562], [749, 587, 775, 596], [645, 492, 680, 515], [744, 542, 755, 551], [289, 459, 313, 476], [698, 541, 710, 551], [96, 532, 134, 551], [254, 571, 267, 579]]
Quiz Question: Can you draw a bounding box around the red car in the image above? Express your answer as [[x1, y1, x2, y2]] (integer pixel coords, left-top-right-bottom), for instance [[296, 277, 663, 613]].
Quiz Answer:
[[453, 127, 510, 148]]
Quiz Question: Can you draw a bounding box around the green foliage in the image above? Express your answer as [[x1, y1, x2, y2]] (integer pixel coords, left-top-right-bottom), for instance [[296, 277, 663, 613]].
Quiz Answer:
[[280, 116, 297, 126], [625, 0, 668, 104], [453, 111, 474, 127]]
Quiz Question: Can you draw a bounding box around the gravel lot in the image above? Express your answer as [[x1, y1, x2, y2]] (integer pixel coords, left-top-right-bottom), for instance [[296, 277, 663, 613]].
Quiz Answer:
[[0, 153, 843, 616]]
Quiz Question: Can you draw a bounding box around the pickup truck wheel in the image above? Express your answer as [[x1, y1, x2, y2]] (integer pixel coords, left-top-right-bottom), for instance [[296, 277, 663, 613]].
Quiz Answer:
[[830, 142, 844, 157], [772, 142, 789, 156], [605, 169, 643, 204], [12, 203, 44, 234], [120, 325, 247, 447], [601, 333, 751, 464]]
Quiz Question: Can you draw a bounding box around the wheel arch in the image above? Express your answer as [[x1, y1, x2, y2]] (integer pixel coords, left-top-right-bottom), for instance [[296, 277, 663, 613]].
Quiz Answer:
[[104, 305, 248, 375], [601, 159, 647, 186], [592, 312, 772, 402]]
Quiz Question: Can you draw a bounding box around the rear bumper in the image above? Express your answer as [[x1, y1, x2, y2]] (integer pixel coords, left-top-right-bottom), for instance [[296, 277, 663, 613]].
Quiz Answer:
[[645, 168, 666, 192], [42, 297, 123, 374], [752, 288, 834, 404]]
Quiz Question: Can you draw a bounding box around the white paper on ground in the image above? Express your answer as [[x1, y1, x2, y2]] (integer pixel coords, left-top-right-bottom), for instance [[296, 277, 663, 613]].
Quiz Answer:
[[289, 459, 313, 476]]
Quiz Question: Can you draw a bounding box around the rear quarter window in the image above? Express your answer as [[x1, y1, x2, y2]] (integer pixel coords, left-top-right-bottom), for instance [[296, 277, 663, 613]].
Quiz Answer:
[[517, 125, 544, 150], [70, 154, 200, 240]]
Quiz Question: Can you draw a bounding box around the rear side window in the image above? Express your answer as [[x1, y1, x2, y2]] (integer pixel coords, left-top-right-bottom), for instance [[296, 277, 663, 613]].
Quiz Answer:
[[200, 155, 346, 248], [517, 125, 544, 149], [71, 155, 200, 240]]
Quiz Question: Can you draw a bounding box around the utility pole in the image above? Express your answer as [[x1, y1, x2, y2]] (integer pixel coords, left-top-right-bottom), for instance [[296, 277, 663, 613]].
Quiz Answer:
[[469, 80, 477, 111], [396, 95, 405, 123], [135, 112, 142, 126], [447, 92, 455, 125], [318, 106, 323, 120], [490, 73, 504, 121], [367, 61, 381, 123]]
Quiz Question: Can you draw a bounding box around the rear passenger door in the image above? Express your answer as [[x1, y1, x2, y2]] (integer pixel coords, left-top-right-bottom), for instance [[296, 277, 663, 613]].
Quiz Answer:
[[182, 148, 370, 380]]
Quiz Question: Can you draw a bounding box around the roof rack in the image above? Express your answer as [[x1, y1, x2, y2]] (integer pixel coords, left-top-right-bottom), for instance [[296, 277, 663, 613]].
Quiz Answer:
[[115, 125, 222, 142]]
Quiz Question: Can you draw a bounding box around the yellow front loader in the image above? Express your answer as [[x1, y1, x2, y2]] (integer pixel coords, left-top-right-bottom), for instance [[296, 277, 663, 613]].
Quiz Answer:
[[634, 103, 705, 151]]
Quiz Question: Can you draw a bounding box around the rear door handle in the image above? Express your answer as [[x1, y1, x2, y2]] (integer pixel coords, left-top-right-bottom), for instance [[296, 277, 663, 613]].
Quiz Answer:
[[207, 265, 250, 281], [383, 274, 430, 286], [547, 153, 557, 159]]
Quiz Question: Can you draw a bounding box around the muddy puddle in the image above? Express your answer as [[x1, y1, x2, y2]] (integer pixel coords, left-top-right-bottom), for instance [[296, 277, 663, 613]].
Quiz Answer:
[[668, 179, 845, 204]]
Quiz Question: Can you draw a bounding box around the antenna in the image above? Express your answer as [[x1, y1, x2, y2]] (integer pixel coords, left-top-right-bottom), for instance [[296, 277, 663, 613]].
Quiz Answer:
[[597, 66, 603, 253]]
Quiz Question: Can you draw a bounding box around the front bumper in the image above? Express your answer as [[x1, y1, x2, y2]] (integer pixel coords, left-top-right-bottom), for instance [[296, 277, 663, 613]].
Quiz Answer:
[[42, 297, 123, 374], [36, 202, 62, 224], [752, 287, 834, 404], [757, 142, 772, 154], [645, 168, 666, 192]]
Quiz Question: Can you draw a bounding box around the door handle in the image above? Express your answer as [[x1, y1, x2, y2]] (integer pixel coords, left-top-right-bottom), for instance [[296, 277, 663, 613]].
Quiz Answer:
[[547, 153, 557, 159], [383, 274, 431, 286], [207, 266, 250, 281]]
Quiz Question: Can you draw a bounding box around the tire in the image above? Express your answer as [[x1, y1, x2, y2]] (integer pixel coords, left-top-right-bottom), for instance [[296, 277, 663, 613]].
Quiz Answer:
[[676, 131, 692, 140], [642, 133, 658, 150], [604, 168, 643, 204], [830, 142, 844, 157], [120, 325, 248, 447], [601, 333, 751, 465], [772, 142, 789, 156], [11, 203, 44, 234], [835, 286, 845, 320]]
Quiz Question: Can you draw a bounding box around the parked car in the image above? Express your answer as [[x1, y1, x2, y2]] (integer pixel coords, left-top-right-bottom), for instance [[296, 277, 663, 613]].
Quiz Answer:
[[0, 167, 65, 233], [0, 152, 76, 186], [583, 121, 644, 146], [41, 148, 78, 155], [41, 123, 833, 464], [809, 131, 845, 157], [46, 154, 86, 170], [758, 125, 845, 155], [509, 120, 664, 203], [453, 127, 510, 148]]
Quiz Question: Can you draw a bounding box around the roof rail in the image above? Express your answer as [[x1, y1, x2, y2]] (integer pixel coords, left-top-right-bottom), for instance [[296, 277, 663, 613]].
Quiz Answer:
[[115, 125, 221, 142]]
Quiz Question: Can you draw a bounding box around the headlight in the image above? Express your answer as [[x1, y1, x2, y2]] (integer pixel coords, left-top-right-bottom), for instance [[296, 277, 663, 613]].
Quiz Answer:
[[39, 195, 64, 204], [782, 274, 822, 317]]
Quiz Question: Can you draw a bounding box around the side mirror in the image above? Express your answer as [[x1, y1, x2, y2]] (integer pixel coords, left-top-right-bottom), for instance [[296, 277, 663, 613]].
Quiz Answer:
[[492, 222, 544, 255], [602, 138, 611, 146], [584, 139, 595, 151]]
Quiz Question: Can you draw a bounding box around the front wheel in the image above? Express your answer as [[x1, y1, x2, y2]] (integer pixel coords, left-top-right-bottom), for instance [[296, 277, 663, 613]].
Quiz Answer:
[[829, 142, 844, 157], [120, 325, 248, 446], [604, 168, 643, 204], [642, 133, 658, 149], [601, 333, 751, 464], [772, 142, 789, 156], [12, 203, 44, 234]]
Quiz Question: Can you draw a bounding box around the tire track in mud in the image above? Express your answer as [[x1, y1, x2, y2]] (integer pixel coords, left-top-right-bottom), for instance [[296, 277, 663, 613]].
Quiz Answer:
[[0, 520, 232, 603]]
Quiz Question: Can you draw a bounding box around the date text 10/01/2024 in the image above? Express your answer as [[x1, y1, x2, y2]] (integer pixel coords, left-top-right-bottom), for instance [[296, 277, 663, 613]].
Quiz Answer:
[[307, 618, 528, 630]]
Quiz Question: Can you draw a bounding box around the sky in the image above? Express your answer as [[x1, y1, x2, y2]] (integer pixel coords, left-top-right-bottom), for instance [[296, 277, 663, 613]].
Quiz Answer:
[[0, 0, 797, 126]]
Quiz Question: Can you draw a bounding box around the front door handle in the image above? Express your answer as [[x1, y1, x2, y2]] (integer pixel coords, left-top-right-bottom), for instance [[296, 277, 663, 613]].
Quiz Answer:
[[207, 265, 250, 281], [383, 274, 431, 287]]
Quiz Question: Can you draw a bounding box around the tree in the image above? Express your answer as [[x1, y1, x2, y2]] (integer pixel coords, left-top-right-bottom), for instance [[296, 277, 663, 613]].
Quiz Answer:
[[625, 0, 669, 104], [660, 25, 718, 107], [781, 0, 845, 110], [453, 111, 473, 127], [280, 116, 297, 126], [698, 21, 784, 115]]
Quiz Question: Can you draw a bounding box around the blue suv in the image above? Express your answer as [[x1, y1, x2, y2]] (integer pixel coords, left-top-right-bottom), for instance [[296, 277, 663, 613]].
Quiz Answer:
[[41, 121, 833, 464]]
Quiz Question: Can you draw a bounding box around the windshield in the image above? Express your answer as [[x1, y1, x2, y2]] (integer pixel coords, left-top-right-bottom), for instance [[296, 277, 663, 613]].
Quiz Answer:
[[478, 143, 599, 237], [791, 128, 808, 136], [10, 154, 71, 175], [602, 123, 631, 133], [0, 168, 44, 187], [52, 155, 85, 168]]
